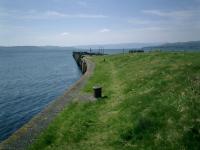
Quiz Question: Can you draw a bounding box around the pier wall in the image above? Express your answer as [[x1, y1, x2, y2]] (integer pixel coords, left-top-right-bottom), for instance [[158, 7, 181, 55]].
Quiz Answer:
[[73, 51, 102, 74]]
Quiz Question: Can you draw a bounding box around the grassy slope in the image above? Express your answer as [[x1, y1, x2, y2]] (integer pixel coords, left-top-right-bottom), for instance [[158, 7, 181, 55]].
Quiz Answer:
[[29, 52, 200, 150]]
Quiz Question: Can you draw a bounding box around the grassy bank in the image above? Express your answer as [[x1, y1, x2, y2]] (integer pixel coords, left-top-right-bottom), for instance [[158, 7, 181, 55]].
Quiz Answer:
[[29, 52, 200, 150]]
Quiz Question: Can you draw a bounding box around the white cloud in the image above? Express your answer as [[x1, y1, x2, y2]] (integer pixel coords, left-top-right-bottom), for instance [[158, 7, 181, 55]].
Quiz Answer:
[[99, 28, 110, 33], [142, 9, 199, 19], [44, 11, 108, 19], [60, 32, 70, 36], [0, 10, 108, 20], [74, 14, 108, 18], [26, 11, 108, 19], [45, 11, 66, 17], [130, 9, 200, 32], [128, 18, 154, 25]]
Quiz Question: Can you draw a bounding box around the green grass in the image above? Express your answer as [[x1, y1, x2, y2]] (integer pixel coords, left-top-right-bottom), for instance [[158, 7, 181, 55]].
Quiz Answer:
[[29, 52, 200, 150]]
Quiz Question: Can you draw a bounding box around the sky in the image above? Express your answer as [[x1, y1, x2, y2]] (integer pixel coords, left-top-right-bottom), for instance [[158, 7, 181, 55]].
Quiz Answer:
[[0, 0, 200, 46]]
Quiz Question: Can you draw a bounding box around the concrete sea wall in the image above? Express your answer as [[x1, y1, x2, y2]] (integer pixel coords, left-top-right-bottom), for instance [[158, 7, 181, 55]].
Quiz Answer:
[[72, 51, 103, 74], [73, 52, 87, 74]]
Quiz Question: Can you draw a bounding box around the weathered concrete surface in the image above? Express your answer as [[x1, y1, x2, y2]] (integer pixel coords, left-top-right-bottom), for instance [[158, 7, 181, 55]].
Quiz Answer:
[[0, 57, 95, 150]]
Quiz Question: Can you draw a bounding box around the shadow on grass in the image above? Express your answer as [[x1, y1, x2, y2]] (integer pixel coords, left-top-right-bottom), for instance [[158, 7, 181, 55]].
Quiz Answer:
[[120, 116, 158, 142]]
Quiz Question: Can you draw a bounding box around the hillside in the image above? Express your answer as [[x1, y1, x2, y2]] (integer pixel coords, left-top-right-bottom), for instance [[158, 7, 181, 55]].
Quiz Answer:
[[30, 52, 200, 150], [143, 41, 200, 51]]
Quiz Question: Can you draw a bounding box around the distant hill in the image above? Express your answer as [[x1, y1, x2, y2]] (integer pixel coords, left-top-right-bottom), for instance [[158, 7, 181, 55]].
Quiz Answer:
[[143, 41, 200, 51], [2, 41, 200, 52], [0, 46, 76, 51], [75, 42, 160, 49]]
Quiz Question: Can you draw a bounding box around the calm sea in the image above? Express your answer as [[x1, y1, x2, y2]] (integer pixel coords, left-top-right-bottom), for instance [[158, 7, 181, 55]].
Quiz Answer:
[[0, 48, 81, 142]]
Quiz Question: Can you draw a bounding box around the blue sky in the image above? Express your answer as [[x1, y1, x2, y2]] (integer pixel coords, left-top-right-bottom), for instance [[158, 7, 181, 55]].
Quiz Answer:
[[0, 0, 200, 46]]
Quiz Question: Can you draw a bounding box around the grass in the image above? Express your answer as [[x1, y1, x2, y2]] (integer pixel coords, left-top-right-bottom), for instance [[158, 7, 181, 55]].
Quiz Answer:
[[29, 52, 200, 150]]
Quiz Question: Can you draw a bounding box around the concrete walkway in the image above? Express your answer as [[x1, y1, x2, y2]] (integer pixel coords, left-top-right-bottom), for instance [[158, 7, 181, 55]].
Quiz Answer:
[[0, 58, 95, 150]]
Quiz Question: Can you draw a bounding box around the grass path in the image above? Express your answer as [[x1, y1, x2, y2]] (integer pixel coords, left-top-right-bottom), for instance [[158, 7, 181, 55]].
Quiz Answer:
[[80, 59, 126, 149]]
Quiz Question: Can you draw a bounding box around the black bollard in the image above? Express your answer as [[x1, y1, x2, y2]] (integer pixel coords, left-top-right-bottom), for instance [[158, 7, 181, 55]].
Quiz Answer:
[[93, 86, 102, 98]]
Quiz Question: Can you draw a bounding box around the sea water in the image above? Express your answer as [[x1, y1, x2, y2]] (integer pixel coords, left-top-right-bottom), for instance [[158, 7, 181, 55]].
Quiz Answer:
[[0, 48, 81, 142]]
